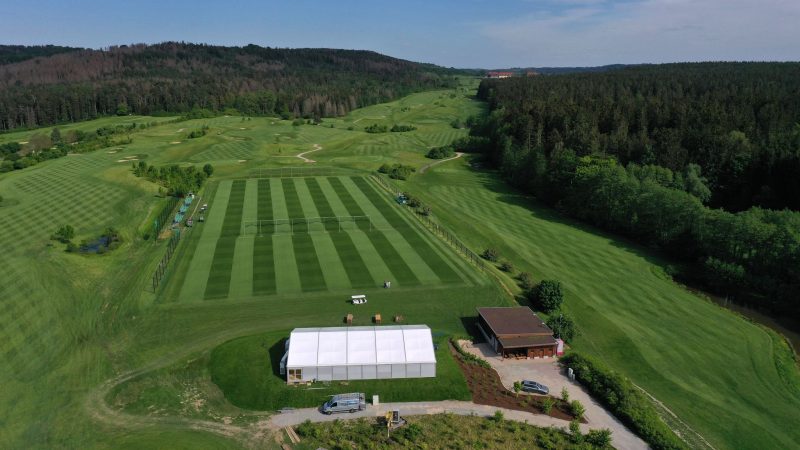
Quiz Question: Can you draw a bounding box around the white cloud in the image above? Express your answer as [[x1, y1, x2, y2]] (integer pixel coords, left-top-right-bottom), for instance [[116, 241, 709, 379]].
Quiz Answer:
[[480, 0, 800, 66]]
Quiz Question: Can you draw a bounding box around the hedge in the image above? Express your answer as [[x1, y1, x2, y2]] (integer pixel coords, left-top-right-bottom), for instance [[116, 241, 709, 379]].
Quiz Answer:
[[561, 352, 688, 450]]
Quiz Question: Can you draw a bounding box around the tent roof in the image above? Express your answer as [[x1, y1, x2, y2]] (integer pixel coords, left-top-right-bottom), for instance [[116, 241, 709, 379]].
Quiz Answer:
[[286, 325, 436, 368]]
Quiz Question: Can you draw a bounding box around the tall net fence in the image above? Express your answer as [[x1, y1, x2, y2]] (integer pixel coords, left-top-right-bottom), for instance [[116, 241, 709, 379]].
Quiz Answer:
[[241, 216, 374, 235]]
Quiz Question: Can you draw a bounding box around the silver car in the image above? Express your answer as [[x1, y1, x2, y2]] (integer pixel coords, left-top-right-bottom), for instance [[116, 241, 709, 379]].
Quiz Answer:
[[521, 380, 549, 395]]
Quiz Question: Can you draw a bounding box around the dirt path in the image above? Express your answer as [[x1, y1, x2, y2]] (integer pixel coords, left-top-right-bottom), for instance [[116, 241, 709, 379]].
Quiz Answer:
[[296, 144, 322, 163], [419, 152, 463, 174]]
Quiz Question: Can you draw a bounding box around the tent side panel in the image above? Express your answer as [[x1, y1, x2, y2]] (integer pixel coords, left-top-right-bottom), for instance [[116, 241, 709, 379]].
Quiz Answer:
[[406, 363, 421, 378], [347, 365, 362, 380], [391, 364, 407, 379], [332, 365, 348, 380], [362, 365, 377, 379], [317, 366, 333, 381], [420, 363, 436, 378], [376, 364, 391, 379]]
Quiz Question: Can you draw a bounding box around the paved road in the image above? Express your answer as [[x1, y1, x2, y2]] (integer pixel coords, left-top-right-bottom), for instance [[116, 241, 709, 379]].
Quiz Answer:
[[461, 342, 648, 450], [272, 400, 593, 433]]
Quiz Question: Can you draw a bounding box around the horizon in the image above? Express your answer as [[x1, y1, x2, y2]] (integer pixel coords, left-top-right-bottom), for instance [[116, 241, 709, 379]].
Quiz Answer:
[[1, 0, 798, 68]]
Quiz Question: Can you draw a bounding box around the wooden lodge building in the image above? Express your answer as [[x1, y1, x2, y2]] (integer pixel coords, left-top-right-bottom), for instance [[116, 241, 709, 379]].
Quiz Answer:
[[476, 307, 558, 358]]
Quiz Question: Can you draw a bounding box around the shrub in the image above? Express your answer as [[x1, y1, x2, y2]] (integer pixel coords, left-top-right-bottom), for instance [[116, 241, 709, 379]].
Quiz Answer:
[[492, 410, 505, 422], [570, 400, 586, 420], [398, 423, 422, 440], [65, 242, 78, 253], [296, 420, 322, 439], [427, 145, 455, 159], [450, 338, 491, 369], [390, 124, 417, 132], [499, 260, 514, 273], [378, 163, 415, 180], [586, 428, 613, 448], [482, 248, 499, 262], [365, 124, 388, 133], [534, 280, 563, 313], [541, 397, 555, 415], [569, 420, 583, 444], [292, 118, 304, 126], [202, 163, 214, 177], [561, 352, 688, 449], [517, 272, 535, 291], [561, 387, 570, 402], [52, 224, 75, 243]]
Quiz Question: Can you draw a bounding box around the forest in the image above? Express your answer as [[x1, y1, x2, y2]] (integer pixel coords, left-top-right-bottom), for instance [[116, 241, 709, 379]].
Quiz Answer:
[[478, 63, 800, 212], [0, 42, 462, 131], [472, 63, 800, 320]]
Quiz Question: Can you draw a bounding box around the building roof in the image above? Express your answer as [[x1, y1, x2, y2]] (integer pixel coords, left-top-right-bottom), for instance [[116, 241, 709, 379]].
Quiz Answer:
[[477, 307, 554, 337], [286, 325, 436, 368], [498, 335, 558, 349]]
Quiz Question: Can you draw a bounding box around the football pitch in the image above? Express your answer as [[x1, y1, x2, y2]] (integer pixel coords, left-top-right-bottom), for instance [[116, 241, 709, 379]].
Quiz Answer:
[[174, 176, 479, 301]]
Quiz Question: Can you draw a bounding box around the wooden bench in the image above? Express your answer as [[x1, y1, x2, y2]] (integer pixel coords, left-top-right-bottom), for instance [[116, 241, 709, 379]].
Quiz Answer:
[[373, 313, 381, 324], [345, 313, 353, 325]]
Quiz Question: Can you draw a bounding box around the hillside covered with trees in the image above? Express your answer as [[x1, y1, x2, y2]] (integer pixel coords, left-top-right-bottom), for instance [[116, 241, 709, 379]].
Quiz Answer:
[[472, 62, 800, 321], [0, 42, 461, 130], [478, 62, 800, 212]]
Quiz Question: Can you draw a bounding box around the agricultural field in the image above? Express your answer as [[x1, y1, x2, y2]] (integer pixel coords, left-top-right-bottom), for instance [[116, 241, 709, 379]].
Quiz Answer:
[[406, 157, 800, 450]]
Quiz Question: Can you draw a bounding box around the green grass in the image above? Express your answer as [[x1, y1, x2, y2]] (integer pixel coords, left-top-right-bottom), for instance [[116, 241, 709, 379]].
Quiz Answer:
[[177, 175, 475, 301], [208, 331, 470, 410], [408, 157, 800, 450], [292, 414, 586, 450]]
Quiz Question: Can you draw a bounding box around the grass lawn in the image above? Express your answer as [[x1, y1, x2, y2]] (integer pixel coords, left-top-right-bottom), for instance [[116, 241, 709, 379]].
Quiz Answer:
[[208, 331, 470, 410], [406, 157, 800, 450], [172, 175, 476, 302]]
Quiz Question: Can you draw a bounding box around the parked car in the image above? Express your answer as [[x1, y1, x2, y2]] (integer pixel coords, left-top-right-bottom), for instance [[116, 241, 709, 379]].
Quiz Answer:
[[521, 380, 549, 395], [321, 393, 366, 415]]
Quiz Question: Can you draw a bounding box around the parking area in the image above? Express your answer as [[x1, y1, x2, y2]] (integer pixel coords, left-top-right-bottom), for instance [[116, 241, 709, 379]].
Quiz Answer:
[[459, 341, 648, 450]]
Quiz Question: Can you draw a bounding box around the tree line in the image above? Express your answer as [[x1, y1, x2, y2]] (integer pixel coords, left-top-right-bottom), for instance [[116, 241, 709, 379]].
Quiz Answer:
[[473, 65, 800, 321], [0, 42, 463, 131], [478, 62, 800, 212]]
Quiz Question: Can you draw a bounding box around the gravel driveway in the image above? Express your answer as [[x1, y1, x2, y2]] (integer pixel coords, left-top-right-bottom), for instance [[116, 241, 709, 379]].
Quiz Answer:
[[460, 341, 648, 450]]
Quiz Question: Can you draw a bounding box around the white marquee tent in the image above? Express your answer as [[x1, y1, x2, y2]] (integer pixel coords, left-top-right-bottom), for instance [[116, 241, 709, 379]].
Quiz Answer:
[[283, 325, 437, 383]]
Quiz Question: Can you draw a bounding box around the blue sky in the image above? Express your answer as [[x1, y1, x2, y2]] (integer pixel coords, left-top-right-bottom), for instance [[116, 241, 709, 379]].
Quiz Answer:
[[1, 0, 798, 67]]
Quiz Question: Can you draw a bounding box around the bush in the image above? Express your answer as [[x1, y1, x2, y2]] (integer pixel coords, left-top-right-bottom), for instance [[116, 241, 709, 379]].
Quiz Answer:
[[492, 410, 505, 422], [499, 260, 514, 273], [482, 248, 499, 262], [52, 224, 75, 243], [390, 124, 417, 132], [541, 397, 555, 415], [561, 352, 688, 449], [569, 420, 583, 444], [398, 423, 422, 440], [586, 429, 613, 448], [378, 163, 415, 180], [517, 272, 535, 291], [365, 124, 388, 133], [427, 145, 455, 159], [450, 338, 491, 369], [561, 387, 570, 402], [570, 400, 586, 420], [534, 280, 563, 313]]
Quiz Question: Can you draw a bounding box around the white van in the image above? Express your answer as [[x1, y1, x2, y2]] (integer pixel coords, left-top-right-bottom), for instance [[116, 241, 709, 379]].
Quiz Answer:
[[321, 393, 366, 414]]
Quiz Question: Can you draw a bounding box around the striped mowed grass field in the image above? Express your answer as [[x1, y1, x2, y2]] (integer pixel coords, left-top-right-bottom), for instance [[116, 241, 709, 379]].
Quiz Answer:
[[177, 176, 475, 301]]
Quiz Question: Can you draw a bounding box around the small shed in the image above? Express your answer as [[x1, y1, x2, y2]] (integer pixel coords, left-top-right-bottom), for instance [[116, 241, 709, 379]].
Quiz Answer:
[[476, 307, 558, 358], [284, 325, 437, 384]]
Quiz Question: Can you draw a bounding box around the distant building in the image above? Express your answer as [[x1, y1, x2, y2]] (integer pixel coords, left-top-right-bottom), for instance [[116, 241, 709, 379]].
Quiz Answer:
[[487, 71, 514, 79], [526, 71, 539, 77], [282, 325, 437, 384], [476, 307, 557, 358]]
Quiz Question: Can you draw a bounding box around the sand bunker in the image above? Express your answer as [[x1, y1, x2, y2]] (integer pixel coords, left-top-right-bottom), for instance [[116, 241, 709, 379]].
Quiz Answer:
[[118, 158, 138, 163], [170, 141, 181, 144]]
